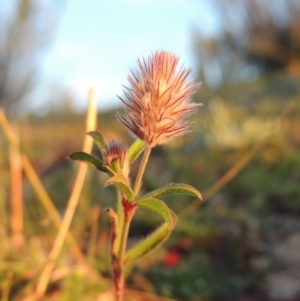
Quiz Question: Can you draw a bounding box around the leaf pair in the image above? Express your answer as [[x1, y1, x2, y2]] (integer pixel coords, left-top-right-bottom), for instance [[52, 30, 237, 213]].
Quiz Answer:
[[69, 132, 146, 175], [136, 183, 202, 229], [104, 179, 202, 230], [124, 183, 203, 263]]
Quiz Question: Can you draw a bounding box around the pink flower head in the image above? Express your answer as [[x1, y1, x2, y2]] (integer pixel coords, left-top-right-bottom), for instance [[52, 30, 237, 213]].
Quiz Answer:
[[117, 51, 201, 147], [103, 140, 129, 178]]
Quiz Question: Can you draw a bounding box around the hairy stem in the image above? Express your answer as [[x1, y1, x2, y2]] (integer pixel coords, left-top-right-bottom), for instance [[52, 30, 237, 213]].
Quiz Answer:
[[133, 145, 152, 197], [114, 202, 135, 301], [113, 145, 152, 300]]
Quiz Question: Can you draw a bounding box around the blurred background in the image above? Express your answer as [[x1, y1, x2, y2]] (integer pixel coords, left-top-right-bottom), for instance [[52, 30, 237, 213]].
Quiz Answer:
[[0, 0, 300, 300]]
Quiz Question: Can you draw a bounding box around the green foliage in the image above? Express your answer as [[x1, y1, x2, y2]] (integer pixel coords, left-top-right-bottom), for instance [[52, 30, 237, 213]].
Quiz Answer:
[[147, 249, 263, 301], [54, 273, 109, 301], [136, 198, 177, 230], [129, 139, 145, 163], [139, 183, 202, 201], [69, 151, 108, 172], [105, 174, 133, 202], [125, 223, 170, 263], [88, 131, 107, 153]]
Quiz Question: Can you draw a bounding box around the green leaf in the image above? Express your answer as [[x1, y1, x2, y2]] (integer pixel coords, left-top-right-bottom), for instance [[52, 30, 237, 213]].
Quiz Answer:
[[115, 191, 124, 253], [139, 183, 203, 201], [125, 223, 169, 263], [88, 131, 106, 153], [69, 151, 108, 172], [136, 198, 177, 230], [105, 175, 133, 202], [128, 139, 145, 163]]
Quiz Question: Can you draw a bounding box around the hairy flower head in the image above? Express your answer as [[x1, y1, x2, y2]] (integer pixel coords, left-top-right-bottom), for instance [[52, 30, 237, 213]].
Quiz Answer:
[[117, 51, 201, 147], [103, 140, 129, 178]]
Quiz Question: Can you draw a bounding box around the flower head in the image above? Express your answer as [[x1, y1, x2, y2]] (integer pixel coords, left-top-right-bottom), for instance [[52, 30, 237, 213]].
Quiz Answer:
[[103, 140, 129, 178], [117, 51, 201, 147]]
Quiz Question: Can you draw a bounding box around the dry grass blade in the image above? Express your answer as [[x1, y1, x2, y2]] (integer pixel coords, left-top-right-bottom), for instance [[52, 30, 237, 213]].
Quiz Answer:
[[0, 110, 88, 267], [0, 109, 94, 264], [9, 125, 24, 249], [33, 87, 99, 298]]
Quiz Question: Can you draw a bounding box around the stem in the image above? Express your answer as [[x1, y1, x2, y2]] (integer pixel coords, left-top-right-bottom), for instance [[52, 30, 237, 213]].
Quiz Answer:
[[113, 145, 152, 300], [133, 145, 152, 197], [115, 204, 134, 301]]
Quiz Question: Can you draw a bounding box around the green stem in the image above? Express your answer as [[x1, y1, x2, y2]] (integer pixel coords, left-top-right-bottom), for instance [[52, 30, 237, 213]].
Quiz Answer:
[[115, 206, 134, 301], [114, 145, 152, 300], [133, 145, 152, 197], [113, 145, 152, 300], [115, 192, 124, 252]]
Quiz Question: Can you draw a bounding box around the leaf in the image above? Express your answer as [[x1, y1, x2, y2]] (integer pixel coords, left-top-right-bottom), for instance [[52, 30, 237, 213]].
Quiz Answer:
[[136, 198, 177, 230], [105, 175, 133, 202], [139, 183, 203, 201], [125, 223, 170, 263], [128, 139, 145, 163], [115, 192, 124, 253], [88, 131, 106, 153], [69, 151, 108, 172]]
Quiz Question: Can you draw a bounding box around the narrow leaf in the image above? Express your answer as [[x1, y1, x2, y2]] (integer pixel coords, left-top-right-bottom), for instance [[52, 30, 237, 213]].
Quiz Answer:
[[139, 183, 203, 201], [128, 139, 145, 163], [125, 223, 169, 263], [88, 131, 106, 153], [115, 192, 124, 253], [69, 151, 107, 172], [105, 175, 133, 202], [137, 198, 177, 230]]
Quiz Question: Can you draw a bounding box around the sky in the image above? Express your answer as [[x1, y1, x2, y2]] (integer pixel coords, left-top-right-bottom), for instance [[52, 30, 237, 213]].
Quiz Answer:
[[4, 0, 219, 112]]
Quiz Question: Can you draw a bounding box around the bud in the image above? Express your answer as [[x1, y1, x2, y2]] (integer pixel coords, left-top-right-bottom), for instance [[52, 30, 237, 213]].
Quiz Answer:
[[103, 140, 129, 178], [117, 51, 201, 147]]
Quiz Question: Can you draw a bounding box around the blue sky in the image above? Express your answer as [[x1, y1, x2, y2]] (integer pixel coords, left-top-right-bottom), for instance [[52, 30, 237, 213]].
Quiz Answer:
[[41, 0, 219, 111], [5, 0, 219, 112]]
